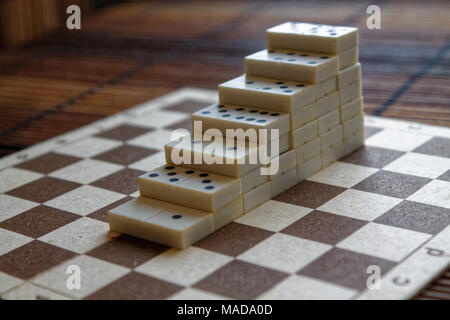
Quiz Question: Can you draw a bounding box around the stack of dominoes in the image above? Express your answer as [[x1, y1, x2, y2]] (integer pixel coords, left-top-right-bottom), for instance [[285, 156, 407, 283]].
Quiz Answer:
[[108, 22, 365, 249]]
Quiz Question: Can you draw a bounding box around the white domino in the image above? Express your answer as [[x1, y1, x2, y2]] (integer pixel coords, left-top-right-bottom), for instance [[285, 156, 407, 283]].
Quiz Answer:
[[320, 124, 343, 151], [245, 49, 338, 83], [241, 166, 269, 193], [291, 102, 316, 130], [318, 108, 340, 135], [322, 142, 344, 168], [165, 135, 289, 178], [267, 149, 297, 180], [267, 22, 358, 54], [218, 74, 315, 113], [277, 133, 291, 155], [316, 91, 340, 117], [214, 197, 244, 229], [343, 113, 364, 139], [139, 164, 241, 211], [191, 103, 291, 139], [315, 76, 337, 99], [271, 167, 298, 197], [290, 120, 317, 149], [296, 137, 320, 165]]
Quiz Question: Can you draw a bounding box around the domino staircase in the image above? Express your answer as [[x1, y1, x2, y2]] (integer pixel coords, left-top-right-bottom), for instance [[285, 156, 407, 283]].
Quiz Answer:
[[108, 22, 365, 249]]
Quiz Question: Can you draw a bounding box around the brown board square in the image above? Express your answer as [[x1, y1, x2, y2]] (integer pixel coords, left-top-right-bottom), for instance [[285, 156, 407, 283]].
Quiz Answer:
[[352, 170, 431, 198], [0, 205, 80, 238], [14, 153, 81, 174], [298, 248, 396, 290], [6, 177, 80, 203], [86, 272, 182, 300], [375, 200, 450, 235]]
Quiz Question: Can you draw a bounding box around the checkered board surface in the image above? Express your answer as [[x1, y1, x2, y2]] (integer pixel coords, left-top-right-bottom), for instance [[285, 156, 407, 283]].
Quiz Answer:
[[0, 88, 449, 300]]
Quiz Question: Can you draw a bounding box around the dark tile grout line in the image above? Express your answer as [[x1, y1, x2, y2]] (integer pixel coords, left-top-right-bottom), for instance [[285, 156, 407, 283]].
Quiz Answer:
[[373, 39, 450, 116], [0, 1, 271, 146]]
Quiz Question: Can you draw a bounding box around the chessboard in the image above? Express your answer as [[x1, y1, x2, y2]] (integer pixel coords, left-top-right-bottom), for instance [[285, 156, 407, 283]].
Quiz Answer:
[[0, 88, 449, 300]]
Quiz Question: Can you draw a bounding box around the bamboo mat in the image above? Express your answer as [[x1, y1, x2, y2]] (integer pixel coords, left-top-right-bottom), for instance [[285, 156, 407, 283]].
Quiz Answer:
[[0, 0, 449, 299]]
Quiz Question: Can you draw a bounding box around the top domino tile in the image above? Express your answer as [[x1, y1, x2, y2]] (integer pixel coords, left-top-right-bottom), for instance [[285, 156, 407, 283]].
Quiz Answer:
[[245, 49, 338, 83], [267, 22, 358, 54]]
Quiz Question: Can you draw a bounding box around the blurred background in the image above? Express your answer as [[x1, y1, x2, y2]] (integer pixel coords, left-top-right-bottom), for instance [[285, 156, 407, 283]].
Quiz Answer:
[[0, 0, 449, 157]]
